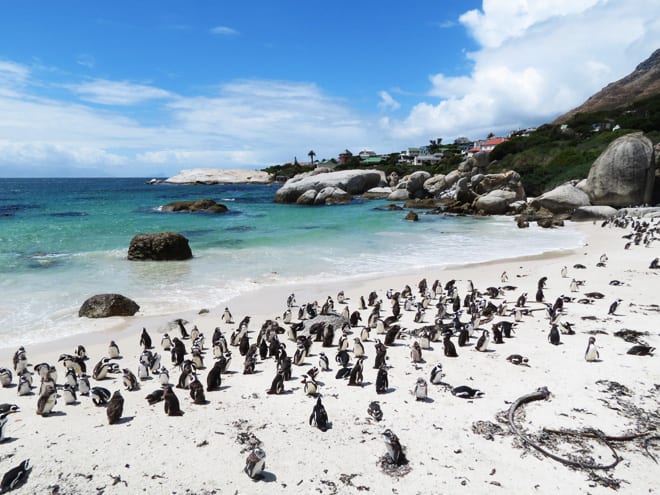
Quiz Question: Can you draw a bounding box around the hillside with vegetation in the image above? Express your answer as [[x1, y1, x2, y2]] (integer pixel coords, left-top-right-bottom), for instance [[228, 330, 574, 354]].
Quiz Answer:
[[488, 92, 660, 196]]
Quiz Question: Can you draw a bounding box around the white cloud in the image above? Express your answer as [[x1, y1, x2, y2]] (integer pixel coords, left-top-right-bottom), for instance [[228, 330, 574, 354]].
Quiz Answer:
[[210, 25, 240, 36], [71, 79, 173, 105], [76, 54, 96, 69], [386, 0, 660, 142], [377, 91, 400, 111]]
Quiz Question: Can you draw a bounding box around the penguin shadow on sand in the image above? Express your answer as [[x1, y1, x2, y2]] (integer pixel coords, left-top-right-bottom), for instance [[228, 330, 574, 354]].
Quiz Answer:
[[113, 416, 135, 425], [251, 471, 277, 483]]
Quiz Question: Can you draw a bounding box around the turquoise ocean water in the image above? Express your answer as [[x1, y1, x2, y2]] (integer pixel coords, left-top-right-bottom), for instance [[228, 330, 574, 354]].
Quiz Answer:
[[0, 178, 584, 348]]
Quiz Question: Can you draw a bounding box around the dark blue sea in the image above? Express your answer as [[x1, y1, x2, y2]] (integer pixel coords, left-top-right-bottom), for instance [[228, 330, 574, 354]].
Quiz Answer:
[[0, 178, 584, 347]]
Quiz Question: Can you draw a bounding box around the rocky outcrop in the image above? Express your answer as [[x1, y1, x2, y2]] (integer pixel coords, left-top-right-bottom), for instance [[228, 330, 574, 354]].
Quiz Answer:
[[160, 199, 229, 213], [274, 169, 384, 204], [164, 169, 272, 184], [79, 293, 140, 318], [580, 133, 656, 207], [473, 190, 518, 215], [571, 205, 618, 221], [531, 183, 591, 214], [128, 232, 193, 261], [404, 211, 419, 221]]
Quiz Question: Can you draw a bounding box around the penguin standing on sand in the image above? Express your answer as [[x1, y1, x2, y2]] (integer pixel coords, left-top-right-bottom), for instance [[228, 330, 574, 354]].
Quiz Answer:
[[161, 333, 173, 351], [443, 335, 458, 358], [122, 369, 140, 391], [585, 337, 600, 362], [106, 390, 124, 424], [78, 374, 91, 395], [222, 307, 234, 324], [163, 385, 183, 416], [140, 328, 153, 349], [410, 341, 423, 363], [189, 377, 206, 404], [36, 385, 57, 416], [309, 396, 329, 431], [413, 377, 428, 401], [475, 330, 490, 352], [244, 447, 266, 480], [108, 341, 121, 359], [429, 363, 445, 385], [266, 372, 284, 395], [318, 353, 330, 371], [382, 429, 407, 466], [548, 324, 561, 345], [608, 299, 622, 315], [375, 366, 388, 394], [61, 383, 77, 405]]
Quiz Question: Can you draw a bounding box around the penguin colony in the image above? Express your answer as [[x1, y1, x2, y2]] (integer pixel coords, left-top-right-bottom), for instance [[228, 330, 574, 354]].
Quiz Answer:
[[0, 213, 658, 490]]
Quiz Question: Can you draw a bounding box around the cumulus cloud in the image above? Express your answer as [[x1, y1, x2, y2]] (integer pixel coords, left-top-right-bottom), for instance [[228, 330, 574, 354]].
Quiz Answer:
[[71, 79, 173, 105], [386, 0, 660, 142]]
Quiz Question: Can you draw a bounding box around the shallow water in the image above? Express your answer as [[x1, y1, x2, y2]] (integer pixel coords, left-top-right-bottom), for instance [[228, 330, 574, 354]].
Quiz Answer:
[[0, 178, 584, 347]]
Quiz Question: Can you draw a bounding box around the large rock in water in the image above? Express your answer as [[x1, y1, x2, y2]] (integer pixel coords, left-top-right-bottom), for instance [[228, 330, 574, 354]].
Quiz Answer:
[[473, 189, 518, 215], [128, 232, 193, 261], [274, 169, 384, 204], [160, 199, 228, 213], [581, 133, 656, 207], [79, 293, 139, 318]]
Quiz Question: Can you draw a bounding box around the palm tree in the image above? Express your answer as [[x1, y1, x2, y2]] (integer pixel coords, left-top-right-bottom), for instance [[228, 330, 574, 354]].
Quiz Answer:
[[308, 150, 316, 167]]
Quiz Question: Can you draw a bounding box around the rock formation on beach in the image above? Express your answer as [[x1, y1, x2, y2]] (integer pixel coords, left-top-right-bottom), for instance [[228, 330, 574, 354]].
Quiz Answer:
[[160, 199, 229, 213], [78, 293, 139, 318], [164, 168, 273, 185], [273, 168, 384, 204], [127, 232, 193, 261]]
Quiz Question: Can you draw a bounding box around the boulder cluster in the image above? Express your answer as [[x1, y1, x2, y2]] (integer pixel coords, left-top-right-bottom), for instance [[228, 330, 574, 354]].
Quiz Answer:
[[272, 132, 658, 228]]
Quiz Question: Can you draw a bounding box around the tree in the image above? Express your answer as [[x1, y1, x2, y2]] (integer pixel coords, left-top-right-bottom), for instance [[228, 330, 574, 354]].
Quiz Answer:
[[308, 150, 316, 167]]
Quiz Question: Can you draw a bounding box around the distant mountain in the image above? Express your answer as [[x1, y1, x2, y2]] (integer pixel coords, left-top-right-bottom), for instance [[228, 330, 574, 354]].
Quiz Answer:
[[554, 48, 660, 124]]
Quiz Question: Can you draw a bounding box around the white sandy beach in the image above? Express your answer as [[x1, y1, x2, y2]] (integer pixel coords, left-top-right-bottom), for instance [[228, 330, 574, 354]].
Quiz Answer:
[[0, 219, 658, 494]]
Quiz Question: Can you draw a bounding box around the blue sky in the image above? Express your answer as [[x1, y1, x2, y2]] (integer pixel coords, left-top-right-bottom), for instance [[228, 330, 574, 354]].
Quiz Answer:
[[0, 0, 658, 177]]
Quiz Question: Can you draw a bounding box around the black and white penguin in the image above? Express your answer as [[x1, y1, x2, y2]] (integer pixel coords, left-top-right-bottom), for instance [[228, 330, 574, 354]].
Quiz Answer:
[[451, 385, 484, 399], [108, 341, 121, 359], [145, 389, 164, 405], [0, 368, 12, 388], [367, 401, 383, 422], [561, 265, 568, 278], [353, 338, 365, 358], [163, 385, 183, 416], [373, 340, 387, 369], [122, 369, 140, 391], [626, 344, 655, 356], [506, 354, 529, 366], [78, 374, 91, 396], [12, 348, 28, 374], [222, 307, 234, 324], [161, 333, 173, 351], [375, 366, 388, 394], [0, 459, 30, 493], [382, 429, 407, 466], [475, 330, 490, 352], [335, 350, 350, 368], [492, 325, 503, 344], [413, 377, 428, 401], [189, 377, 206, 405], [585, 336, 600, 362], [92, 358, 112, 380], [106, 390, 124, 424], [287, 293, 296, 308], [548, 324, 561, 346], [429, 363, 445, 385], [608, 298, 622, 315], [347, 357, 364, 386], [0, 413, 9, 442], [302, 376, 318, 396], [443, 335, 458, 358], [36, 385, 57, 416], [140, 327, 153, 349], [17, 374, 32, 396], [61, 383, 77, 405], [410, 341, 423, 363], [318, 353, 330, 371], [171, 338, 187, 368], [90, 386, 111, 406], [244, 447, 266, 480], [309, 396, 329, 431], [64, 368, 77, 390], [266, 372, 285, 395]]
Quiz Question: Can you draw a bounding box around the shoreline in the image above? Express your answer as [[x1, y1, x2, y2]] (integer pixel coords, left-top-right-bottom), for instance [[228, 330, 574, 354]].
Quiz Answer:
[[5, 223, 587, 358], [0, 220, 657, 494]]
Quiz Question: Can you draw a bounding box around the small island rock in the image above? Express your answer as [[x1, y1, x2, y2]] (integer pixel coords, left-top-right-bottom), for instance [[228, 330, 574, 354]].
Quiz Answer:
[[128, 232, 193, 261]]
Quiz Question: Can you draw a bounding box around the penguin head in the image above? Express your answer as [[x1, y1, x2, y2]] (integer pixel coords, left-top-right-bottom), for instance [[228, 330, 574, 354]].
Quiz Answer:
[[253, 447, 266, 460]]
